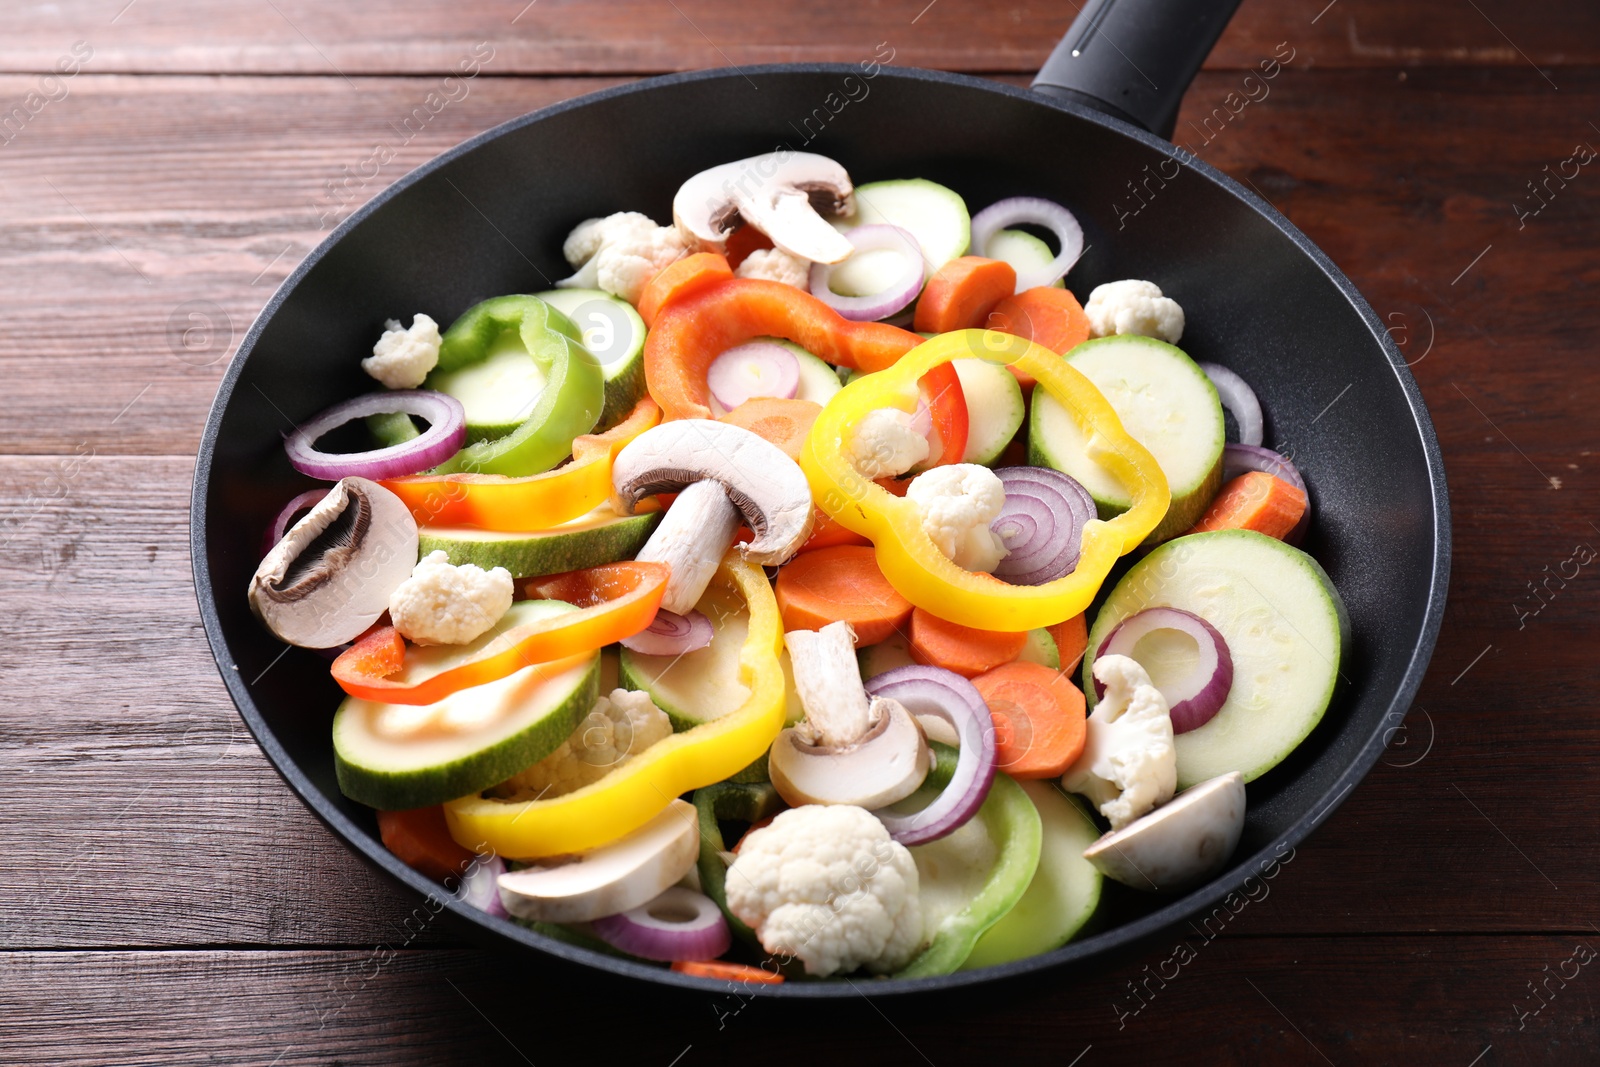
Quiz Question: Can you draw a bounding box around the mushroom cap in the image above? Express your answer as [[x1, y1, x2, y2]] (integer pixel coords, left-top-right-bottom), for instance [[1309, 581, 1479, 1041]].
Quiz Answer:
[[768, 697, 930, 810], [1081, 771, 1246, 892], [673, 152, 856, 264], [247, 477, 419, 648], [611, 419, 814, 566]]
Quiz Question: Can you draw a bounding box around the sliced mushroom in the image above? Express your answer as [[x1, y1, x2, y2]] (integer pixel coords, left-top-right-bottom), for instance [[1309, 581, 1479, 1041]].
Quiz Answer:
[[247, 477, 419, 648], [1082, 771, 1246, 893], [613, 419, 813, 614], [768, 622, 930, 809], [673, 152, 857, 265], [496, 799, 699, 923]]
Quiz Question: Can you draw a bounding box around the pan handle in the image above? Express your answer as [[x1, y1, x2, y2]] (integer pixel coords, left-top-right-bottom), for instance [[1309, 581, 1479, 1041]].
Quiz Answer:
[[1032, 0, 1242, 139]]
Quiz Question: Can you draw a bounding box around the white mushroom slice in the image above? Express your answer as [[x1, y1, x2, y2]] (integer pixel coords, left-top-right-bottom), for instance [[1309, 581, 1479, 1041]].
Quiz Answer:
[[673, 152, 856, 264], [768, 622, 930, 809], [613, 419, 814, 611], [1082, 772, 1246, 892], [247, 477, 419, 648], [496, 799, 699, 923], [634, 479, 742, 615]]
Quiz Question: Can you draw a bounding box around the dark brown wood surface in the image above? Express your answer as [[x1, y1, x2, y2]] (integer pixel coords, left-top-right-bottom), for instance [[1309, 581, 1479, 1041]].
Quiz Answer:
[[2, 1, 1597, 1063]]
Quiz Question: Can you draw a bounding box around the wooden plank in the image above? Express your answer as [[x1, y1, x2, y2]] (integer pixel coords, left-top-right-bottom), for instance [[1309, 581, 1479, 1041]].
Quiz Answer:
[[0, 455, 1595, 948], [1, 938, 1594, 1064], [1, 68, 1597, 460], [0, 0, 1594, 75]]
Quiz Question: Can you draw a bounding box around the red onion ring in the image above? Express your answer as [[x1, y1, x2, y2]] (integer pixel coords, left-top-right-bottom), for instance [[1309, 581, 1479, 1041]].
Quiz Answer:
[[1093, 607, 1233, 734], [260, 488, 328, 559], [990, 466, 1096, 585], [455, 853, 508, 918], [809, 224, 926, 321], [591, 886, 731, 961], [707, 342, 800, 411], [1199, 362, 1264, 447], [619, 609, 713, 656], [970, 197, 1085, 291], [865, 665, 997, 846], [1223, 443, 1310, 546], [283, 389, 466, 481]]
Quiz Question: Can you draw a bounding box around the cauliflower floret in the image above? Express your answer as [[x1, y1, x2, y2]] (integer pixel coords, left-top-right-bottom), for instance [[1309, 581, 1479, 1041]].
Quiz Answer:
[[362, 313, 440, 389], [846, 407, 930, 480], [1084, 279, 1185, 344], [1062, 654, 1176, 830], [725, 805, 923, 977], [557, 211, 690, 304], [734, 247, 811, 289], [387, 550, 513, 646], [905, 462, 1008, 573], [490, 689, 671, 800]]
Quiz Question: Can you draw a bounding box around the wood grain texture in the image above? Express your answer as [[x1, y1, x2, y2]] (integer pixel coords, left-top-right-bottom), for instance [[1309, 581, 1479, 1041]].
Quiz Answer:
[[0, 0, 1595, 75], [2, 938, 1595, 1066]]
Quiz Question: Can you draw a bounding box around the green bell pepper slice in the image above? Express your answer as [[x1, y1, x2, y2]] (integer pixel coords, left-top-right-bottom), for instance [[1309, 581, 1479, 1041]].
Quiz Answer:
[[430, 295, 604, 477], [694, 780, 786, 952]]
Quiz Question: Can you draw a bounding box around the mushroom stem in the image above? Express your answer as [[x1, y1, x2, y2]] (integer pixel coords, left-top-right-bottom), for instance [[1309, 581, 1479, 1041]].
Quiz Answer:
[[634, 479, 741, 615], [784, 623, 874, 748]]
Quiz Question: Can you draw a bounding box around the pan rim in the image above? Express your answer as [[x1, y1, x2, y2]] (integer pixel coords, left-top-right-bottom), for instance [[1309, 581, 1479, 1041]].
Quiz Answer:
[[190, 62, 1451, 998]]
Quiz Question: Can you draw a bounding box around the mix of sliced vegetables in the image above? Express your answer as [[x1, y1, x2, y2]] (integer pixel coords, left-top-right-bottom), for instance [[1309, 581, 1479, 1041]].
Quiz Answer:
[[248, 150, 1346, 982]]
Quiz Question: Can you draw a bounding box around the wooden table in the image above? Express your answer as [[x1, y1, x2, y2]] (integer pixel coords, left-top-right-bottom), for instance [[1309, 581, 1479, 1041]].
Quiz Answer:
[[3, 1, 1596, 1063]]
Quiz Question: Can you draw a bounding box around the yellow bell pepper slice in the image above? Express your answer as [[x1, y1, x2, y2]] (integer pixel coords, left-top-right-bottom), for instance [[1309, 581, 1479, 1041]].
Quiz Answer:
[[801, 330, 1169, 632], [443, 552, 786, 859]]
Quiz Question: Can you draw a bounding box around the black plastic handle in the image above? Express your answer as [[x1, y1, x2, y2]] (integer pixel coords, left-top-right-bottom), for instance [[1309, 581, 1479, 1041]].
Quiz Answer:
[[1032, 0, 1243, 139]]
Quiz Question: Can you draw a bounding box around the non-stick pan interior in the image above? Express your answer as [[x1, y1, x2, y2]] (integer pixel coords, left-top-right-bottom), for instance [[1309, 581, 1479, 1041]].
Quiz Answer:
[[194, 66, 1447, 996]]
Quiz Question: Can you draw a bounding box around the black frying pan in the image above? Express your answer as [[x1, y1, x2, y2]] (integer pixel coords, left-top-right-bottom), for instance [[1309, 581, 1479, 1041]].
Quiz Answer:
[[190, 0, 1450, 997]]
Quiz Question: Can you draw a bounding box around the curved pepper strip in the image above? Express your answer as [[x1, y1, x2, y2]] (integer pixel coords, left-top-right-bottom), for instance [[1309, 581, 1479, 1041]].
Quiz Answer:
[[429, 295, 604, 477], [444, 554, 787, 859], [801, 330, 1170, 632], [645, 278, 924, 421], [380, 397, 660, 531], [330, 561, 669, 705]]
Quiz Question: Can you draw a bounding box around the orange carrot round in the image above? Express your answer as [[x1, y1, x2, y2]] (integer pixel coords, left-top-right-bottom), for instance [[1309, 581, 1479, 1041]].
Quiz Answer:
[[717, 397, 821, 460], [1047, 611, 1089, 674], [774, 545, 913, 646], [913, 256, 1018, 334], [907, 606, 1028, 678], [987, 286, 1091, 389], [973, 661, 1087, 779], [1184, 471, 1307, 540], [637, 252, 732, 327], [672, 959, 786, 984], [377, 807, 476, 883]]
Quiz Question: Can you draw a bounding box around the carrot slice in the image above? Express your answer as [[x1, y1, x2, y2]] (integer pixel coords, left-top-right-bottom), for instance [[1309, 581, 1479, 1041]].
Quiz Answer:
[[907, 606, 1028, 678], [377, 806, 476, 883], [800, 508, 872, 551], [637, 252, 733, 327], [1184, 472, 1307, 540], [718, 397, 822, 460], [1047, 611, 1089, 674], [987, 287, 1092, 389], [672, 960, 786, 984], [973, 661, 1087, 779], [723, 224, 774, 270], [774, 545, 913, 646], [913, 257, 1018, 334]]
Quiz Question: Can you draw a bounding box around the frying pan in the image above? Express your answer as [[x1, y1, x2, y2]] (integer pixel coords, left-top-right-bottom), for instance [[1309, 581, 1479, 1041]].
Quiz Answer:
[[190, 0, 1450, 997]]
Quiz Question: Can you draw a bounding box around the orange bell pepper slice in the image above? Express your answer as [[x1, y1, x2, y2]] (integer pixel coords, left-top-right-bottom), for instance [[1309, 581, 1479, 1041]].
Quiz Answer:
[[380, 397, 660, 531], [330, 560, 668, 705]]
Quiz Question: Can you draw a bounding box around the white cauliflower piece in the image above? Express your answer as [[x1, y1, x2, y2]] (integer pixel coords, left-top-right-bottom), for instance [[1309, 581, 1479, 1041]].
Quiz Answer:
[[726, 805, 924, 977], [734, 247, 811, 289], [491, 689, 671, 800], [387, 550, 513, 646], [1084, 279, 1185, 343], [847, 407, 930, 480], [557, 211, 690, 304], [905, 463, 1008, 573], [1062, 654, 1177, 830], [362, 313, 440, 389]]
